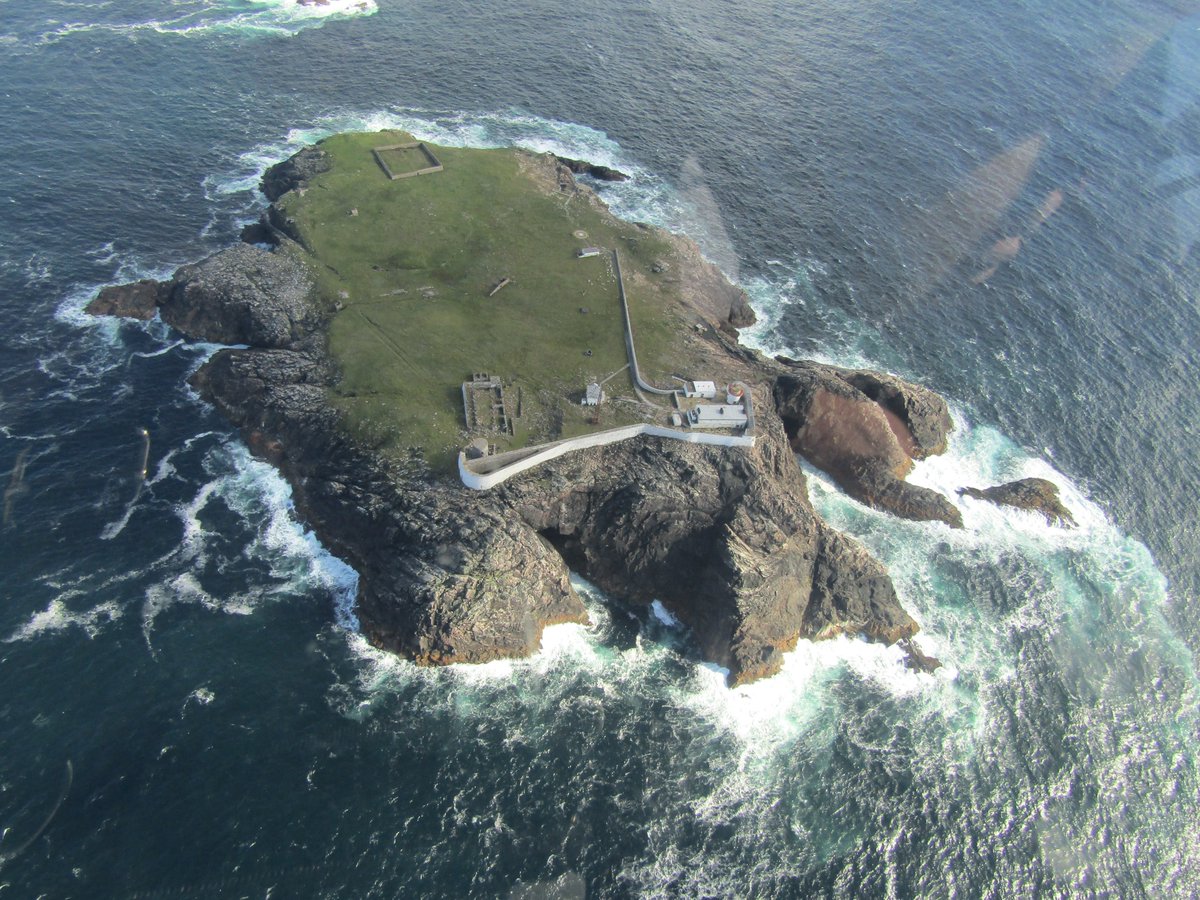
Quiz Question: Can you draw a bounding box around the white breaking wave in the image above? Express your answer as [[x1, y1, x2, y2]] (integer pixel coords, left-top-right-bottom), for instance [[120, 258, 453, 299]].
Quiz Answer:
[[37, 0, 377, 44], [4, 598, 124, 642], [204, 108, 659, 205], [138, 440, 358, 642], [743, 264, 1191, 703]]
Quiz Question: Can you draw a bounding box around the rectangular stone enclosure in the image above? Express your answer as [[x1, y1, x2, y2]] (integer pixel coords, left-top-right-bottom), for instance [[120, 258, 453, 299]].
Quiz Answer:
[[373, 142, 444, 180]]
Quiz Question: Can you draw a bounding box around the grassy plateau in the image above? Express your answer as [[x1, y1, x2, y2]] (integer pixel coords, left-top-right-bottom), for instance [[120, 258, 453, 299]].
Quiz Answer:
[[277, 130, 712, 472]]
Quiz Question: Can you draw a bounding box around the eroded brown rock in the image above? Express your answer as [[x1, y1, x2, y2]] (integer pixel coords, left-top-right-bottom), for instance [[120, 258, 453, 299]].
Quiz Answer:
[[773, 360, 962, 528], [958, 477, 1076, 527], [839, 369, 954, 459]]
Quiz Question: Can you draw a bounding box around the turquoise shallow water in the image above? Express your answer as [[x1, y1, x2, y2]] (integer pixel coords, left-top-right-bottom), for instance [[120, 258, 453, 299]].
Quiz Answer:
[[1, 1, 1198, 896]]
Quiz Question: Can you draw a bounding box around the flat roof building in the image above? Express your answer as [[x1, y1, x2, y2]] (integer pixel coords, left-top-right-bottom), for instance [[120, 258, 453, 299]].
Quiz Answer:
[[687, 404, 749, 429], [583, 382, 604, 406], [683, 380, 718, 399]]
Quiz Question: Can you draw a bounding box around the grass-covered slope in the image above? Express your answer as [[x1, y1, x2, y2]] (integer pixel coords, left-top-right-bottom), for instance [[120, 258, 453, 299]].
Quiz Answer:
[[275, 130, 707, 472]]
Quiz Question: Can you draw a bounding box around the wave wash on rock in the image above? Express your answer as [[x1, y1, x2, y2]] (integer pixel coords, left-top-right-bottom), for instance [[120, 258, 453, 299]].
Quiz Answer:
[[89, 134, 961, 685]]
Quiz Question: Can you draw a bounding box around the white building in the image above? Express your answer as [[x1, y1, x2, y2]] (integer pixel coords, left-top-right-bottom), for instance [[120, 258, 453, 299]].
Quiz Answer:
[[577, 247, 603, 258], [687, 404, 749, 429], [682, 380, 718, 399], [582, 382, 604, 406]]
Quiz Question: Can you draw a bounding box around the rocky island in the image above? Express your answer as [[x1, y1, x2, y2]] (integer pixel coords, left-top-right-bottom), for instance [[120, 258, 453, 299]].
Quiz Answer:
[[90, 130, 1012, 684]]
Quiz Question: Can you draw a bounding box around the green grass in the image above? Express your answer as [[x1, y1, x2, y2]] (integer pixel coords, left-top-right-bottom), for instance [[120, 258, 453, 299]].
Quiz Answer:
[[374, 143, 440, 178], [280, 130, 707, 473]]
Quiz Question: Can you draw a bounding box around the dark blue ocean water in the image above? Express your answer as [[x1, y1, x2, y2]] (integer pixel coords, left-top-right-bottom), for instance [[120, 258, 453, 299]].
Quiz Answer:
[[2, 1, 1198, 896]]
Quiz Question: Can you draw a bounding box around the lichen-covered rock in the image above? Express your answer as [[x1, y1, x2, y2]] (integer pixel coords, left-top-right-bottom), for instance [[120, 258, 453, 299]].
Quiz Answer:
[[160, 244, 322, 348], [260, 144, 331, 202], [958, 478, 1076, 527]]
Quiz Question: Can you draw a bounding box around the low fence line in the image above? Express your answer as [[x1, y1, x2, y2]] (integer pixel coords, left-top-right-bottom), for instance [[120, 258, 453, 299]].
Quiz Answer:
[[613, 249, 675, 396], [459, 424, 754, 490]]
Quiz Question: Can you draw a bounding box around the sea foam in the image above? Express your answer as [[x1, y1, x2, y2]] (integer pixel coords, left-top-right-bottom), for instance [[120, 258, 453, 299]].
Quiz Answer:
[[4, 598, 124, 643], [38, 0, 377, 45]]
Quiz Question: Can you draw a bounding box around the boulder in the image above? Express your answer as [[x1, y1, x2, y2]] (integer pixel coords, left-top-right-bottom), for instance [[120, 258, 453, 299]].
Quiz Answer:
[[958, 477, 1076, 527], [84, 280, 165, 320]]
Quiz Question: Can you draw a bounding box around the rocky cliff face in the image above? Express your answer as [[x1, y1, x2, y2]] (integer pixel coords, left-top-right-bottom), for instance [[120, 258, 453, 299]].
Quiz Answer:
[[553, 155, 630, 183], [500, 392, 916, 684], [773, 359, 963, 528], [161, 243, 323, 348], [192, 346, 590, 667], [259, 145, 331, 202], [89, 144, 965, 684]]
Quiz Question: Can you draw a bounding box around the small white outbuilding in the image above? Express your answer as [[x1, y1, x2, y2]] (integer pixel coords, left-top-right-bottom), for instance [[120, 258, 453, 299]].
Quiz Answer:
[[682, 380, 718, 399], [582, 382, 604, 406]]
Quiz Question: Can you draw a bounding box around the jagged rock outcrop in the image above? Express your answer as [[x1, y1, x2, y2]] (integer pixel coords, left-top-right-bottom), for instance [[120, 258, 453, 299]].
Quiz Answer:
[[192, 347, 589, 665], [160, 243, 323, 348], [899, 637, 942, 673], [554, 155, 630, 182], [87, 143, 960, 685], [260, 145, 331, 202], [958, 477, 1076, 527], [838, 369, 954, 458], [84, 279, 165, 320], [653, 227, 757, 332], [501, 393, 915, 684], [773, 359, 962, 528]]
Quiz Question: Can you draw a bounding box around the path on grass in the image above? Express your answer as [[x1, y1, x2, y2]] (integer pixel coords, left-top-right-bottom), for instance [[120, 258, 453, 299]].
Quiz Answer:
[[612, 249, 677, 398], [354, 308, 419, 375]]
